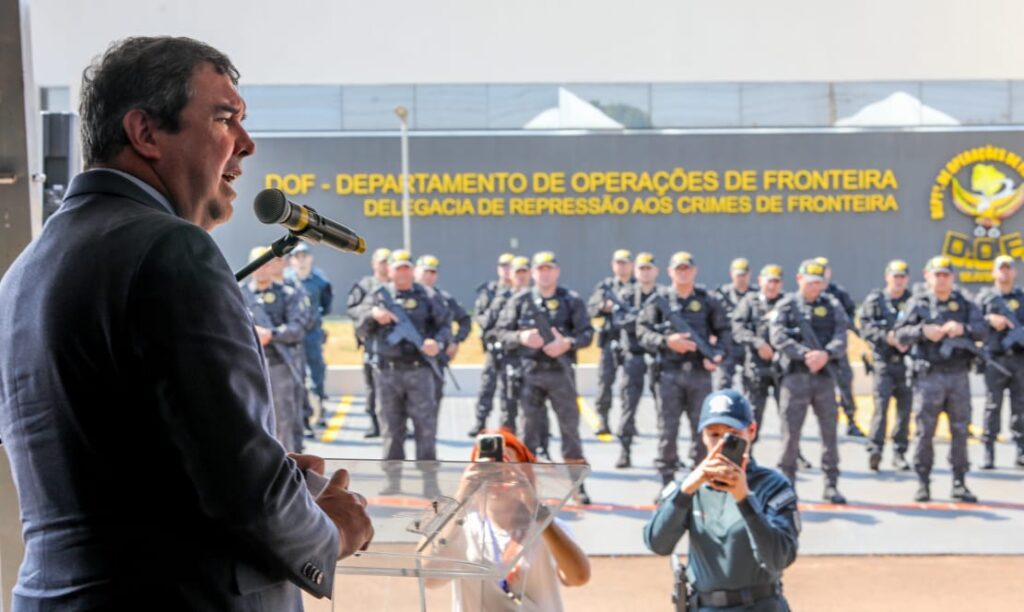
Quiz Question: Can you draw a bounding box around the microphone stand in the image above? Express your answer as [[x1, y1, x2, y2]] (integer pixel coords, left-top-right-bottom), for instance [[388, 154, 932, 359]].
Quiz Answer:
[[233, 233, 301, 282]]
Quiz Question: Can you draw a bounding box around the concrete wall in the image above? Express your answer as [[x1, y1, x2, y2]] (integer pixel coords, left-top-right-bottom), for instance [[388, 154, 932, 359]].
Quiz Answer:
[[28, 0, 1024, 87]]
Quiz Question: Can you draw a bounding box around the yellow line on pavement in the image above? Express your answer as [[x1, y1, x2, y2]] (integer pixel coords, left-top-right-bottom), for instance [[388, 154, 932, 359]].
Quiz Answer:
[[320, 395, 353, 443], [576, 396, 614, 442]]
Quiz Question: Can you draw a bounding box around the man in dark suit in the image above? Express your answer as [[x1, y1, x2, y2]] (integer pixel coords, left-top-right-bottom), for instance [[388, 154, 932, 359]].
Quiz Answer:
[[0, 37, 373, 611]]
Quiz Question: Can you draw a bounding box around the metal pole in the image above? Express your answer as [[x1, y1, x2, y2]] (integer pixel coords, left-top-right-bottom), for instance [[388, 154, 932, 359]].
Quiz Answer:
[[395, 105, 411, 252]]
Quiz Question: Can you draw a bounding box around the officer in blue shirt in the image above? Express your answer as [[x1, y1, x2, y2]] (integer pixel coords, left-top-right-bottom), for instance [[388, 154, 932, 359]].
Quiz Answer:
[[644, 389, 799, 611], [289, 243, 334, 409]]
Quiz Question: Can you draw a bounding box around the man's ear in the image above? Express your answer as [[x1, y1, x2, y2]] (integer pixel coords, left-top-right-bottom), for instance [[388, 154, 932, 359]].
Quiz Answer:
[[121, 109, 162, 162], [748, 422, 758, 443]]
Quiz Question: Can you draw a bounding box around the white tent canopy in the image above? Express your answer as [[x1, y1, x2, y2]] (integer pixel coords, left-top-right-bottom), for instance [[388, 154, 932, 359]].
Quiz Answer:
[[524, 87, 624, 130], [835, 91, 960, 127]]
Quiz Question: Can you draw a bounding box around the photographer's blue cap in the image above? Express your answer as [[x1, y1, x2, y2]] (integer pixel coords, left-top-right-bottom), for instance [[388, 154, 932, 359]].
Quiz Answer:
[[698, 389, 754, 432]]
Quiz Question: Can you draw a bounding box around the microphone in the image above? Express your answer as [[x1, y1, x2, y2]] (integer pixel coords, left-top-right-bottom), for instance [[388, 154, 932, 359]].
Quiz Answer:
[[254, 188, 366, 254]]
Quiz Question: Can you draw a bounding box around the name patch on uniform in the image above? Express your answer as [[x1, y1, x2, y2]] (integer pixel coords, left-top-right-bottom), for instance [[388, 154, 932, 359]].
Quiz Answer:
[[263, 292, 276, 304], [813, 305, 827, 317], [688, 301, 702, 312], [403, 298, 418, 309], [659, 480, 679, 501]]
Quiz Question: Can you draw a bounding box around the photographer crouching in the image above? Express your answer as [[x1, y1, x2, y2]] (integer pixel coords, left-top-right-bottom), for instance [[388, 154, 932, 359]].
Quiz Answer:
[[644, 390, 799, 611]]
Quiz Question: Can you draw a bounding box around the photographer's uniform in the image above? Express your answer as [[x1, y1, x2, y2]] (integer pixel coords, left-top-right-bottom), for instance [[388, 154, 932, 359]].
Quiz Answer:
[[644, 392, 799, 611]]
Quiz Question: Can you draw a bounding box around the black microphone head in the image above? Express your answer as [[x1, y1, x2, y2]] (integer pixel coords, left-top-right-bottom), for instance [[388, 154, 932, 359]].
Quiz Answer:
[[254, 189, 289, 224]]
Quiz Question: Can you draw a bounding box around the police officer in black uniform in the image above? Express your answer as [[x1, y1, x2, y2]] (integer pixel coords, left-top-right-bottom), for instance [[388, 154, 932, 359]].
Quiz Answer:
[[415, 254, 471, 410], [815, 256, 867, 438], [637, 251, 731, 485], [587, 249, 636, 436], [769, 259, 848, 504], [644, 390, 799, 612], [241, 247, 309, 453], [356, 249, 450, 497], [714, 258, 757, 391], [859, 259, 913, 472], [468, 253, 516, 436], [614, 252, 661, 468], [975, 255, 1024, 469], [895, 256, 984, 503], [496, 251, 594, 503], [731, 264, 785, 445], [485, 256, 533, 436], [346, 247, 391, 438]]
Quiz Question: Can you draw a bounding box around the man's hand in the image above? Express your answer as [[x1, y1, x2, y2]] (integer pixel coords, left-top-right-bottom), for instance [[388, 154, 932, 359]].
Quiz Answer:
[[317, 469, 374, 560], [666, 332, 698, 354], [922, 324, 947, 343], [255, 326, 272, 347], [886, 330, 909, 353], [941, 320, 965, 338], [757, 343, 775, 362], [372, 306, 398, 325], [422, 338, 440, 357], [703, 455, 750, 502], [804, 349, 830, 373], [519, 329, 545, 349], [987, 313, 1012, 332], [288, 452, 325, 476], [542, 329, 573, 358], [445, 342, 459, 360]]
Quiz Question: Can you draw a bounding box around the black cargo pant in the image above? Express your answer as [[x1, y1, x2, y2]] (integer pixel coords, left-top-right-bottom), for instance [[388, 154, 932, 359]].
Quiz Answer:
[[521, 363, 584, 461], [912, 365, 970, 481], [618, 351, 652, 438], [595, 340, 623, 423], [982, 353, 1024, 448], [656, 362, 712, 478], [743, 371, 780, 444], [473, 348, 500, 424], [778, 369, 840, 485], [835, 356, 857, 422], [866, 357, 912, 456]]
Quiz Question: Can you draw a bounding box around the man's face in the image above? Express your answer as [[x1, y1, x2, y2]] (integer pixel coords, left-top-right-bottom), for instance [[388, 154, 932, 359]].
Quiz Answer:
[[670, 264, 697, 286], [886, 272, 909, 294], [701, 422, 757, 458], [150, 64, 254, 230], [797, 274, 824, 300], [416, 268, 437, 287], [291, 252, 313, 277], [927, 270, 954, 294], [513, 269, 530, 288], [995, 264, 1017, 285], [252, 261, 274, 285], [637, 265, 658, 285], [267, 256, 287, 280], [761, 277, 782, 299], [612, 260, 634, 280], [390, 264, 414, 288], [731, 269, 751, 290], [497, 263, 512, 283], [373, 260, 389, 278], [532, 264, 560, 289]]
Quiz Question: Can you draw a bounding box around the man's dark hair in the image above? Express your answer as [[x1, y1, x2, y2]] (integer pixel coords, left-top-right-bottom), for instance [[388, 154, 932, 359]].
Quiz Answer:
[[79, 36, 240, 167]]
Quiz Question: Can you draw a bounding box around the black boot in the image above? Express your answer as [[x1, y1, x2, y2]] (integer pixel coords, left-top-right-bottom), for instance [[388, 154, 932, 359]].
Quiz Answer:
[[823, 483, 847, 504], [868, 451, 882, 472], [364, 414, 380, 439], [615, 437, 632, 469], [951, 479, 977, 503], [892, 452, 911, 471], [1017, 444, 1024, 468], [576, 482, 592, 506], [797, 453, 813, 470], [847, 422, 867, 438], [914, 479, 931, 502], [467, 420, 486, 438], [595, 417, 612, 437], [982, 442, 995, 469]]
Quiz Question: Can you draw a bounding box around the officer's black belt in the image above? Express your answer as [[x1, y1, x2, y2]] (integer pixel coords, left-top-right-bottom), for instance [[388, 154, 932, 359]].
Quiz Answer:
[[924, 361, 969, 374], [379, 358, 428, 370], [661, 359, 701, 373], [694, 582, 780, 608], [525, 359, 566, 372]]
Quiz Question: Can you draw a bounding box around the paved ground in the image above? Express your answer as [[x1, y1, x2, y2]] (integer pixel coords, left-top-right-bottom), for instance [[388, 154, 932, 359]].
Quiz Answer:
[[305, 390, 1024, 557], [301, 555, 1024, 611]]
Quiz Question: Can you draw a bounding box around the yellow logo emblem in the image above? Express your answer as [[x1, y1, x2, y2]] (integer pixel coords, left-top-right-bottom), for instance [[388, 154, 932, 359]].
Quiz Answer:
[[1009, 299, 1020, 311], [947, 300, 960, 312], [262, 292, 276, 304], [403, 298, 418, 309], [813, 305, 828, 317], [546, 299, 560, 311], [688, 300, 702, 312]]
